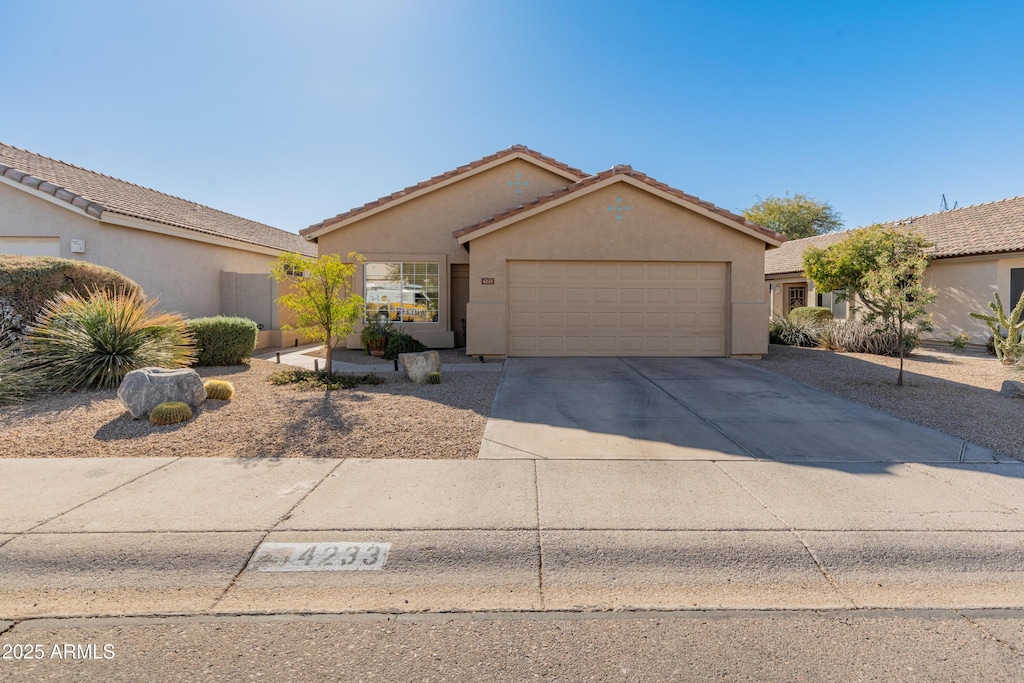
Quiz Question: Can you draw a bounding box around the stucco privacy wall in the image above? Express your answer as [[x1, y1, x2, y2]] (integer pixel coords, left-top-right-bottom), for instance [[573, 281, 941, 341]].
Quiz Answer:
[[315, 157, 575, 349], [1, 178, 291, 339], [466, 182, 769, 357]]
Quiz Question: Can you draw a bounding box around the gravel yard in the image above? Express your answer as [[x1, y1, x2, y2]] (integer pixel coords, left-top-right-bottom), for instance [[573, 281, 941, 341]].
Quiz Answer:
[[743, 345, 1024, 461], [0, 359, 498, 459]]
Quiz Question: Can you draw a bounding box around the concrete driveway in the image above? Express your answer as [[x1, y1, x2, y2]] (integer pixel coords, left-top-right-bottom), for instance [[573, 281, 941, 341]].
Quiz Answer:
[[479, 357, 998, 462]]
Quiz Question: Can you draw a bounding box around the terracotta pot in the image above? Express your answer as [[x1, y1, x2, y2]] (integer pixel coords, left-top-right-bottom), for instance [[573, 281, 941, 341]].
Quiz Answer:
[[369, 339, 386, 357]]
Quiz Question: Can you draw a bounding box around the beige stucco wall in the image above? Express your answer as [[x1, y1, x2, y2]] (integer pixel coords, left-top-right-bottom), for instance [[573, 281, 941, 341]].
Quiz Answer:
[[314, 157, 576, 349], [767, 252, 1024, 345], [466, 182, 770, 357], [1, 178, 303, 348]]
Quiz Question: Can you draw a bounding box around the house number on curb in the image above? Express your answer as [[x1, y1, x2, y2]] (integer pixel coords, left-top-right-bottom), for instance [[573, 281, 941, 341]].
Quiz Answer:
[[247, 542, 391, 572]]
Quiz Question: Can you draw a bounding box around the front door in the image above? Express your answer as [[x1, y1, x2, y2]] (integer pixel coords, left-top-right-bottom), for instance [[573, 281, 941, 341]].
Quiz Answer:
[[784, 284, 807, 315], [450, 264, 469, 347]]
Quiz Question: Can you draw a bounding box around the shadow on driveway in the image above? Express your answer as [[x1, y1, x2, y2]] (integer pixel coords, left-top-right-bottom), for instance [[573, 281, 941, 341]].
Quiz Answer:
[[479, 357, 1002, 470]]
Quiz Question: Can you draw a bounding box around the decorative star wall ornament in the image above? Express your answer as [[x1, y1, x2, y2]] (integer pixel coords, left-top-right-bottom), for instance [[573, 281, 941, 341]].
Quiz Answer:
[[508, 172, 529, 195], [607, 196, 632, 220]]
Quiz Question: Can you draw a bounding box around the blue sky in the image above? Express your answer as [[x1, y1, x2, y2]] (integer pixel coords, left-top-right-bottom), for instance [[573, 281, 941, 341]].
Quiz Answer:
[[3, 1, 1022, 234]]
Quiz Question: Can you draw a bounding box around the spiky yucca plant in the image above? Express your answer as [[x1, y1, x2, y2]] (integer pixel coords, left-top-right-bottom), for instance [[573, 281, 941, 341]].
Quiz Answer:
[[204, 379, 235, 400], [149, 401, 193, 425], [28, 287, 195, 391]]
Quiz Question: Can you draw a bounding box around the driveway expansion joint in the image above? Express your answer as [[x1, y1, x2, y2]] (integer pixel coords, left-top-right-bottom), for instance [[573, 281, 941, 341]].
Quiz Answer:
[[954, 609, 1024, 657]]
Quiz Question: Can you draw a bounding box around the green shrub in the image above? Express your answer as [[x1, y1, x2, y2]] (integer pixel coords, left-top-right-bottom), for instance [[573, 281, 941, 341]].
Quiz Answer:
[[789, 306, 834, 326], [204, 379, 235, 400], [267, 368, 385, 391], [383, 331, 427, 360], [0, 337, 38, 403], [186, 316, 258, 366], [359, 319, 392, 354], [0, 255, 140, 325], [27, 287, 195, 392], [948, 332, 970, 353], [149, 401, 193, 425]]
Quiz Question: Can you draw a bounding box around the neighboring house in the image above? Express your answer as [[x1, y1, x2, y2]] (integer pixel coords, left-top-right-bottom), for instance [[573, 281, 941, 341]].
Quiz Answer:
[[0, 142, 317, 348], [764, 196, 1024, 343], [304, 145, 785, 358]]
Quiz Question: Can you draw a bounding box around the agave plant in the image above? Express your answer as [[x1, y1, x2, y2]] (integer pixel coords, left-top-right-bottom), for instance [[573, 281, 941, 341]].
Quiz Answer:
[[27, 287, 195, 391]]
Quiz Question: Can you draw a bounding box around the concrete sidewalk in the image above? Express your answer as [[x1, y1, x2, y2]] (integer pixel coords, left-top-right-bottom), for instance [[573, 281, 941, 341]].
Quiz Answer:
[[2, 457, 1024, 619], [253, 345, 503, 376]]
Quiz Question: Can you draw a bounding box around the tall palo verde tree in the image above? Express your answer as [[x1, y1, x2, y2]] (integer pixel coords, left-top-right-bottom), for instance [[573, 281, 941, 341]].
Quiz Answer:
[[271, 252, 365, 376]]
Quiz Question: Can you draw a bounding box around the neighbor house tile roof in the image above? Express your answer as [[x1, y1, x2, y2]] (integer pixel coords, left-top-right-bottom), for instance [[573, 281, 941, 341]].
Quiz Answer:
[[453, 165, 786, 244], [303, 145, 589, 236], [0, 142, 315, 256], [765, 195, 1024, 275]]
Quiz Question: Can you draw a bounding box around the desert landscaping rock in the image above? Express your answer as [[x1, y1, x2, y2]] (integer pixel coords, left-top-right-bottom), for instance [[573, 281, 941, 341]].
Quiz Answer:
[[0, 359, 497, 459], [1000, 379, 1024, 398], [399, 350, 441, 383], [117, 367, 207, 419]]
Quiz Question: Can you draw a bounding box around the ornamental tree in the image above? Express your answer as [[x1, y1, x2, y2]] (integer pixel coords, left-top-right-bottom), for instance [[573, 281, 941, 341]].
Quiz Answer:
[[743, 193, 843, 240], [271, 252, 364, 375], [803, 225, 936, 385]]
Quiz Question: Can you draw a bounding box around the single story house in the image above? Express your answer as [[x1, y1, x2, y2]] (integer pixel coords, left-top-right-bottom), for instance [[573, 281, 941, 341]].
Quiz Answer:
[[303, 145, 786, 358], [0, 142, 316, 348], [765, 196, 1024, 344]]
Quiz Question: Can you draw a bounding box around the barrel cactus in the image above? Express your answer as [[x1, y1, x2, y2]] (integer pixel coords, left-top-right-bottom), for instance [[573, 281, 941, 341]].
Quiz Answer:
[[204, 379, 235, 400], [426, 371, 442, 385], [149, 401, 193, 425]]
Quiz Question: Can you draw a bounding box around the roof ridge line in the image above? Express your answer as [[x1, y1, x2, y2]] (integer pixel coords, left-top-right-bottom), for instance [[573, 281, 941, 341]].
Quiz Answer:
[[303, 145, 589, 235], [887, 194, 1024, 227], [0, 142, 295, 234], [454, 165, 785, 243]]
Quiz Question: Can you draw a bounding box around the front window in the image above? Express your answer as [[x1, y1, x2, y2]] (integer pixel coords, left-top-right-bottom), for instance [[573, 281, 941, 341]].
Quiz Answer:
[[364, 262, 439, 323]]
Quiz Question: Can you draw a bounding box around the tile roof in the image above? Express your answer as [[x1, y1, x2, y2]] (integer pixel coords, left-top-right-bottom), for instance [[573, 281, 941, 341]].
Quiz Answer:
[[303, 145, 589, 237], [764, 195, 1024, 275], [453, 165, 786, 245], [0, 142, 315, 256]]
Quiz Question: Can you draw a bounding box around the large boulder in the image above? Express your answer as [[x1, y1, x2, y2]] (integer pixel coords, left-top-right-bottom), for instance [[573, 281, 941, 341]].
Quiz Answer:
[[399, 350, 441, 384], [1001, 379, 1024, 399], [117, 367, 207, 419]]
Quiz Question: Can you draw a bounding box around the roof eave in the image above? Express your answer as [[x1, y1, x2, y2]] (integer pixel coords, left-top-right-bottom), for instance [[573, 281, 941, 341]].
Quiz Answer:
[[302, 150, 588, 240], [456, 174, 786, 247]]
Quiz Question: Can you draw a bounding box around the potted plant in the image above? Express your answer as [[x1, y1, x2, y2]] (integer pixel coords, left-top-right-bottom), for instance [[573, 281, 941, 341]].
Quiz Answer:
[[360, 319, 391, 357]]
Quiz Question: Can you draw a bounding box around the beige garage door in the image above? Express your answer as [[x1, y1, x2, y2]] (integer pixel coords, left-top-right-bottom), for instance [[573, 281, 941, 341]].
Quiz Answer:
[[507, 261, 727, 357]]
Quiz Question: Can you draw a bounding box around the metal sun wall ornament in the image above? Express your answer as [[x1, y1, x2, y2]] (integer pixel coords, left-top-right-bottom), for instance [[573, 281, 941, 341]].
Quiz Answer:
[[509, 172, 529, 195], [608, 196, 632, 220]]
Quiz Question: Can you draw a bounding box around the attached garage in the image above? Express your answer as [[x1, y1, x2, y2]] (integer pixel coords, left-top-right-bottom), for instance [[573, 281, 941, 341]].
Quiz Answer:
[[456, 165, 784, 359], [507, 260, 726, 357]]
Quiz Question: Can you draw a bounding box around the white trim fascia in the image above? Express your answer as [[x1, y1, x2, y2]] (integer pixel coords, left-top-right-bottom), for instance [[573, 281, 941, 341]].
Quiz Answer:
[[0, 173, 100, 221], [457, 174, 785, 247], [304, 152, 586, 239], [100, 212, 300, 257]]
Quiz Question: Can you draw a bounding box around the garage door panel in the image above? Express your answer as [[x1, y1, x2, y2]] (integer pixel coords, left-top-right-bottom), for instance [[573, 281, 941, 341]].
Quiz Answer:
[[507, 260, 727, 357], [538, 337, 563, 352], [565, 312, 590, 327], [565, 288, 590, 304], [673, 264, 699, 280], [620, 288, 644, 304], [538, 312, 562, 328], [510, 286, 537, 303], [699, 287, 726, 305], [646, 288, 671, 304]]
